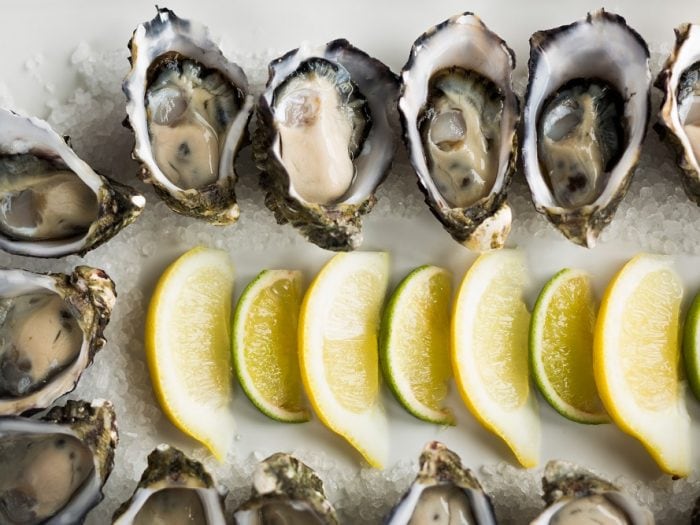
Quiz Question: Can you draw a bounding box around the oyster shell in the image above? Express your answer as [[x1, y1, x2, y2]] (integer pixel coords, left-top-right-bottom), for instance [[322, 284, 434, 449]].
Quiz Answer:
[[0, 398, 118, 524], [123, 7, 254, 224], [0, 266, 115, 416], [233, 452, 338, 524], [0, 108, 144, 257], [399, 13, 519, 251], [254, 39, 399, 251], [384, 441, 496, 524], [522, 10, 651, 247], [530, 460, 654, 524], [112, 444, 226, 524], [656, 24, 700, 203]]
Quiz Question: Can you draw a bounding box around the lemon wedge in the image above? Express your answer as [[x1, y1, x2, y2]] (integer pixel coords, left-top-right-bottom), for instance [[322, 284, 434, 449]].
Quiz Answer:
[[452, 250, 540, 468], [594, 253, 689, 476], [145, 246, 235, 460], [299, 252, 390, 468]]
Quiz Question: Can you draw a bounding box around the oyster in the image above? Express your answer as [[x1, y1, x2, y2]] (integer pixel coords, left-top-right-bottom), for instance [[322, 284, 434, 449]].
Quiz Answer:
[[0, 266, 115, 416], [0, 398, 118, 524], [522, 10, 651, 247], [112, 445, 226, 524], [0, 108, 144, 257], [399, 13, 519, 251], [531, 461, 654, 524], [233, 452, 338, 524], [384, 441, 496, 524], [123, 7, 254, 224], [254, 39, 399, 251], [656, 24, 700, 203]]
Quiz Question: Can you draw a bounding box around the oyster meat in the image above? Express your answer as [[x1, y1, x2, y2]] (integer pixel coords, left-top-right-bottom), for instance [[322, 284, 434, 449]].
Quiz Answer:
[[254, 39, 399, 251], [113, 445, 226, 524], [656, 24, 700, 203], [522, 10, 651, 247], [399, 13, 519, 251], [0, 266, 115, 416], [0, 398, 118, 524], [531, 460, 654, 524], [384, 441, 496, 525], [233, 452, 338, 524], [0, 109, 144, 257], [123, 7, 254, 224]]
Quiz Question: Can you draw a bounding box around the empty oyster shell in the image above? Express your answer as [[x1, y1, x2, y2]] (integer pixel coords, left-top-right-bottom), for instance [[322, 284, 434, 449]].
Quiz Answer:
[[656, 24, 700, 203], [522, 10, 651, 247], [531, 460, 653, 524], [399, 13, 519, 251], [384, 441, 496, 524], [112, 444, 226, 524], [233, 452, 338, 524], [0, 266, 115, 416], [0, 398, 118, 524], [0, 109, 144, 257], [123, 7, 254, 224], [254, 39, 399, 251]]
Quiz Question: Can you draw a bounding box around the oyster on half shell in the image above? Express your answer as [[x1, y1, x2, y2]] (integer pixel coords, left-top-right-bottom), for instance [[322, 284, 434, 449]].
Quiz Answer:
[[384, 441, 497, 524], [399, 13, 519, 251], [531, 460, 654, 524], [0, 109, 144, 257], [112, 445, 226, 524], [656, 24, 700, 204], [254, 39, 399, 251], [0, 266, 115, 416], [233, 452, 338, 524], [522, 10, 651, 247], [123, 7, 254, 224], [0, 398, 118, 525]]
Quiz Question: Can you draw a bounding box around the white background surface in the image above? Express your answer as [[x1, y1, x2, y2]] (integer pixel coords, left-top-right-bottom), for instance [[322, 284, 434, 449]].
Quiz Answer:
[[3, 0, 700, 522]]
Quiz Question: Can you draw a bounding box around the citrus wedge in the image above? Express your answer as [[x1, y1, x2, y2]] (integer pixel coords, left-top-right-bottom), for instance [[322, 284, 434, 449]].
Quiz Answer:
[[145, 246, 235, 460], [232, 269, 309, 422], [380, 265, 454, 425], [594, 254, 689, 476], [684, 290, 700, 401], [299, 252, 390, 468], [530, 268, 609, 424], [452, 250, 540, 468]]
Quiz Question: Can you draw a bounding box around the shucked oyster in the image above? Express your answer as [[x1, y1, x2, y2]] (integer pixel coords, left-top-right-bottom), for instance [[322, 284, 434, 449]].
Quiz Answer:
[[0, 398, 118, 524], [656, 24, 700, 203], [233, 453, 338, 524], [522, 10, 651, 247], [0, 108, 144, 257], [531, 460, 653, 524], [123, 7, 254, 224], [254, 39, 399, 251], [384, 441, 496, 525], [112, 445, 226, 524], [399, 13, 519, 251], [0, 266, 115, 416]]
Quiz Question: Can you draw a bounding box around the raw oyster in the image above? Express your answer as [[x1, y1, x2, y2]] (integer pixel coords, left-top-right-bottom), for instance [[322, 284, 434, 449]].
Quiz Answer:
[[522, 10, 651, 247], [530, 460, 654, 524], [656, 24, 700, 203], [123, 7, 254, 224], [0, 398, 118, 524], [254, 39, 399, 251], [399, 13, 519, 251], [112, 445, 226, 524], [0, 108, 144, 257], [233, 452, 338, 524], [0, 266, 115, 416], [384, 441, 496, 524]]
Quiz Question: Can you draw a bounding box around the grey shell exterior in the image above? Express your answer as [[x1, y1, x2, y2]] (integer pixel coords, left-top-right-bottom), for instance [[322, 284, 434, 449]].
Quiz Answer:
[[234, 452, 339, 524], [254, 39, 399, 252], [540, 460, 619, 507], [655, 24, 700, 205]]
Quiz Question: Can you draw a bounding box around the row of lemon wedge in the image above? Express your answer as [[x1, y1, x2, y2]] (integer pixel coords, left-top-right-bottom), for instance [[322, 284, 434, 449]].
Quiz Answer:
[[144, 247, 695, 477]]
